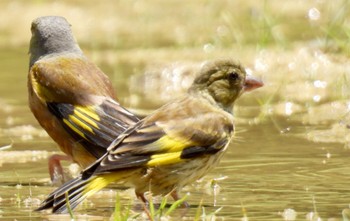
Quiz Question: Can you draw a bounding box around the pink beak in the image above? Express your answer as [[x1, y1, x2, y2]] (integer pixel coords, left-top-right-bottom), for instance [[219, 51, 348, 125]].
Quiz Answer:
[[244, 76, 264, 92]]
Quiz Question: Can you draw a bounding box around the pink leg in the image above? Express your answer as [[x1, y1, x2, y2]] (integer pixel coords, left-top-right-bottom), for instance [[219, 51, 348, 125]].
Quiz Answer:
[[136, 191, 154, 220], [171, 190, 189, 208], [136, 191, 148, 204], [48, 154, 72, 184]]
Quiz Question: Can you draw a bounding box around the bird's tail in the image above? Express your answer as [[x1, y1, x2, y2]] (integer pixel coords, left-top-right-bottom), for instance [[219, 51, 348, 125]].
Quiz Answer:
[[36, 173, 119, 214]]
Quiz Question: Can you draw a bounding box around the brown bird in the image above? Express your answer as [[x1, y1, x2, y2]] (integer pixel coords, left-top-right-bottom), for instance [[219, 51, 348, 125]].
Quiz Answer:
[[36, 59, 263, 213], [28, 16, 139, 182]]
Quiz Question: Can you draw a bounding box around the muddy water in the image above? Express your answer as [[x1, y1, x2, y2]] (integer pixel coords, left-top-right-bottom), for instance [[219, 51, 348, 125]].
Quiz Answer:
[[0, 47, 349, 221]]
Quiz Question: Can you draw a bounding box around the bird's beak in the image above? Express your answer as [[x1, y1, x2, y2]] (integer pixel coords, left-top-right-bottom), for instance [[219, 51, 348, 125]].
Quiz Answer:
[[244, 76, 264, 92]]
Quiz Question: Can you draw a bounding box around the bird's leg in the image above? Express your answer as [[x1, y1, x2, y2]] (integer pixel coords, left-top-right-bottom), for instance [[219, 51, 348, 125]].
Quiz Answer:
[[136, 191, 148, 205], [48, 154, 72, 185], [136, 191, 155, 219], [170, 190, 189, 208]]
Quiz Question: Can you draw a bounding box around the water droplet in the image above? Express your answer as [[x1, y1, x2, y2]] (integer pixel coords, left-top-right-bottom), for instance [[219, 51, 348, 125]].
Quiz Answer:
[[280, 127, 291, 134], [254, 58, 268, 72], [306, 211, 322, 221], [282, 208, 297, 220], [308, 8, 321, 21], [216, 25, 228, 37], [313, 95, 321, 102], [288, 62, 296, 70], [285, 102, 293, 116], [313, 80, 327, 88], [311, 62, 319, 71], [203, 43, 215, 53]]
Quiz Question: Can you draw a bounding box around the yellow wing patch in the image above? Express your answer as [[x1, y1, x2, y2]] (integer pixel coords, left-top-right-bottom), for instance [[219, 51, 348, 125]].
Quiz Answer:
[[73, 107, 100, 129], [155, 135, 194, 152], [147, 152, 183, 167], [75, 106, 100, 122], [63, 106, 101, 138], [68, 115, 94, 133], [63, 119, 86, 139], [30, 66, 55, 102]]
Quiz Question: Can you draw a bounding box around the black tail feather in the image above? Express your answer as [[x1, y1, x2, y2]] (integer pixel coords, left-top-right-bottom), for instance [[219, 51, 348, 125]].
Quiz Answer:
[[36, 175, 92, 213]]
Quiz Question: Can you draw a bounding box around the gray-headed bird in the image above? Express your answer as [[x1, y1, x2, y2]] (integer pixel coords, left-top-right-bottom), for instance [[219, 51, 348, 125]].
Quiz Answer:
[[28, 16, 139, 182], [36, 59, 263, 213]]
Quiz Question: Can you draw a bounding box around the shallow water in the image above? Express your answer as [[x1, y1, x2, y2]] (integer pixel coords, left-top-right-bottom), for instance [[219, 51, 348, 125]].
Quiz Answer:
[[0, 46, 349, 221], [1, 0, 350, 219]]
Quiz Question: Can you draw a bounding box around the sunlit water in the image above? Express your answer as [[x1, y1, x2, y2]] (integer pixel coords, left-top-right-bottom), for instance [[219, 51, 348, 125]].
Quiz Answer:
[[0, 46, 350, 221]]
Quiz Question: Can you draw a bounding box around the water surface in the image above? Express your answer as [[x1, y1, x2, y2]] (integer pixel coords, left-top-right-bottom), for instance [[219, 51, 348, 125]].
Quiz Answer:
[[0, 47, 349, 221]]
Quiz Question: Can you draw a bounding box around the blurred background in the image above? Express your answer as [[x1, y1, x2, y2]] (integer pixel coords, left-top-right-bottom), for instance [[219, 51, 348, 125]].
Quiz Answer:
[[1, 0, 350, 220]]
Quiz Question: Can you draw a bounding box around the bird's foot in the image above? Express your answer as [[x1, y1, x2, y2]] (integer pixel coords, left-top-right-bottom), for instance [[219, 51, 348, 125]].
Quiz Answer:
[[48, 154, 73, 185]]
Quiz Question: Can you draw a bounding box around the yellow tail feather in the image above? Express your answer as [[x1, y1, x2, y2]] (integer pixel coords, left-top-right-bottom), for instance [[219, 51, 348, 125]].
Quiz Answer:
[[83, 173, 119, 198]]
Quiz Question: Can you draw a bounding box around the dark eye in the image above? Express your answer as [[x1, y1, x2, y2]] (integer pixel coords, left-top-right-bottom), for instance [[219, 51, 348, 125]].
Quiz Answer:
[[228, 72, 239, 81]]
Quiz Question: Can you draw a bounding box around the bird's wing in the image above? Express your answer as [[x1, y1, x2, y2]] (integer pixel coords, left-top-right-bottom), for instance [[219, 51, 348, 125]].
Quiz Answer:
[[85, 97, 234, 175], [29, 57, 139, 157], [47, 98, 139, 158], [29, 56, 116, 104]]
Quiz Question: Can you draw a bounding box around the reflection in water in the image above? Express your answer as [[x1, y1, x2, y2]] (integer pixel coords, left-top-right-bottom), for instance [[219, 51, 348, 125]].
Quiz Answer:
[[1, 105, 348, 220], [0, 45, 350, 220]]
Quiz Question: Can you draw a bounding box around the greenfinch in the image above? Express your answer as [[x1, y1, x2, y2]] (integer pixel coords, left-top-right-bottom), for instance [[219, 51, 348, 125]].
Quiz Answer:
[[28, 16, 139, 182], [36, 59, 263, 213]]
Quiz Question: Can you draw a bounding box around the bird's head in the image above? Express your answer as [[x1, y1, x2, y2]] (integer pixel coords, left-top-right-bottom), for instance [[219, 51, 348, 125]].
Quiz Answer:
[[189, 60, 263, 112], [29, 16, 82, 66]]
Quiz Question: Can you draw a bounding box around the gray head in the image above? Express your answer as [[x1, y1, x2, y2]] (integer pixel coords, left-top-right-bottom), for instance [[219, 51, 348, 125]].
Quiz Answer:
[[29, 16, 83, 66]]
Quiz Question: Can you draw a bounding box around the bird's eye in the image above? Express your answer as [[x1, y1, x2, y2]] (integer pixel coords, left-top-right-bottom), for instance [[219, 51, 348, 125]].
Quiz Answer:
[[228, 72, 239, 81]]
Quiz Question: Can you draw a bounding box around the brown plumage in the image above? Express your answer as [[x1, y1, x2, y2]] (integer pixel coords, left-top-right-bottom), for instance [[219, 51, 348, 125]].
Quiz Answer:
[[28, 16, 139, 182], [36, 59, 263, 213]]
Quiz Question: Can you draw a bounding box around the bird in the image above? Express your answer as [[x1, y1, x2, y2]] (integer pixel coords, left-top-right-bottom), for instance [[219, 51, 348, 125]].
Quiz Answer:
[[28, 16, 139, 183], [36, 59, 263, 213]]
